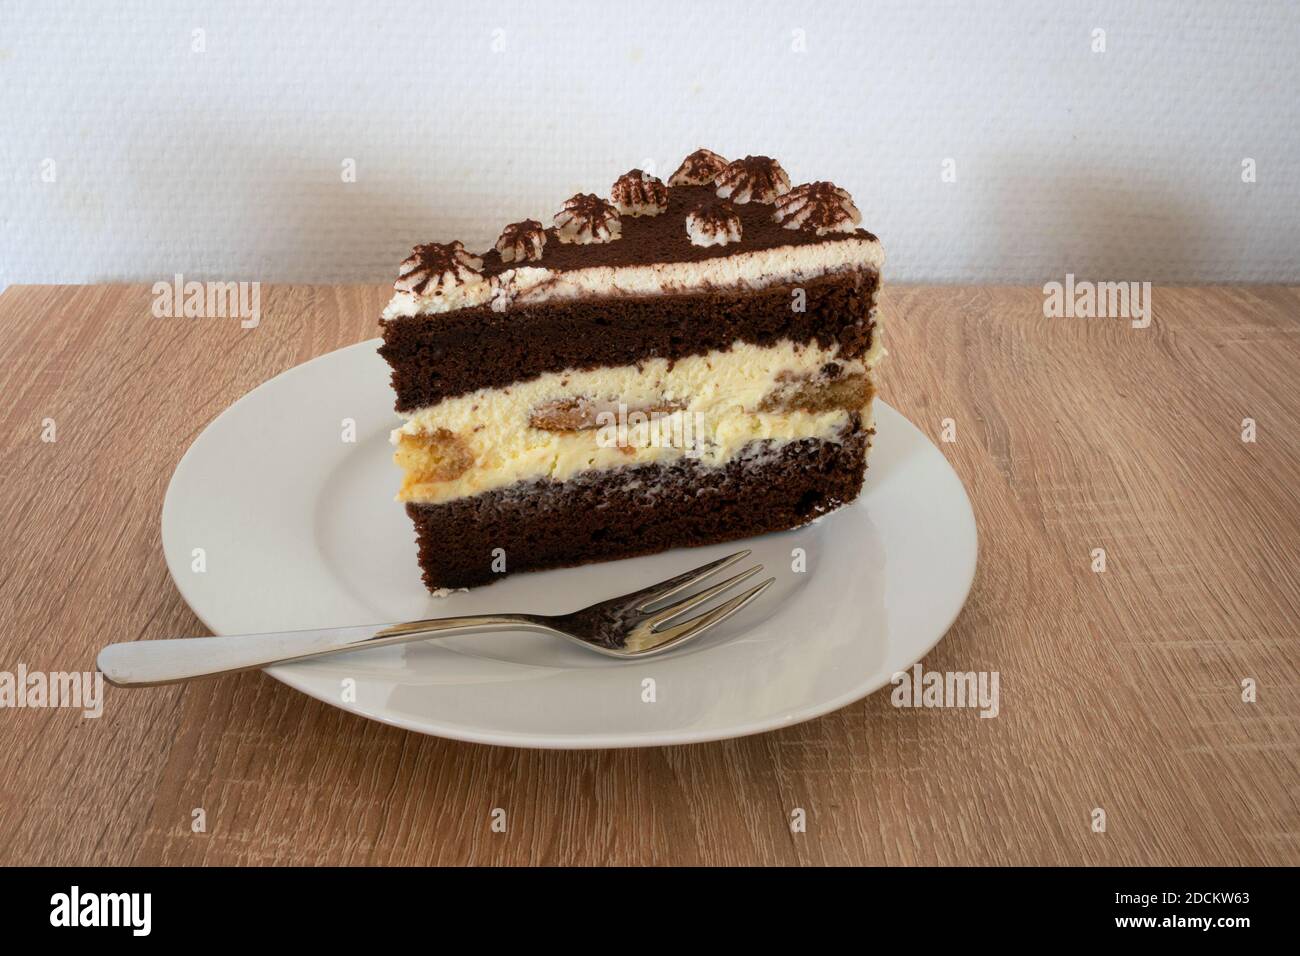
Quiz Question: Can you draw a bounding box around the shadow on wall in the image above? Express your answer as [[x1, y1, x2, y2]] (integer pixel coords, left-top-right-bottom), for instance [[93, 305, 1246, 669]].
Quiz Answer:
[[243, 173, 492, 286], [980, 160, 1227, 285], [112, 125, 514, 285], [280, 159, 1229, 288], [116, 141, 1264, 287]]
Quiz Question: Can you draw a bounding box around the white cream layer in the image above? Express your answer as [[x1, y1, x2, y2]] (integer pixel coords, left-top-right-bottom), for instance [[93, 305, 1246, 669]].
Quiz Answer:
[[382, 234, 884, 318], [394, 334, 882, 504]]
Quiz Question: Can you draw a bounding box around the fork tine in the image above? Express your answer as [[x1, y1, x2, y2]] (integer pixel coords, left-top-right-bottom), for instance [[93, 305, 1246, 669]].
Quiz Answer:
[[646, 565, 764, 629], [646, 577, 775, 649], [632, 549, 752, 611]]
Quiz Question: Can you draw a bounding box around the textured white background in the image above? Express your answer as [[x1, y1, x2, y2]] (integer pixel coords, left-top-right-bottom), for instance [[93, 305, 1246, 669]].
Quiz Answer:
[[2, 0, 1297, 290]]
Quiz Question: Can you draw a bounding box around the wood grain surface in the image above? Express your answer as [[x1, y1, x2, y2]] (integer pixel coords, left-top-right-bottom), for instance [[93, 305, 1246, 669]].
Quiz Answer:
[[0, 283, 1297, 866]]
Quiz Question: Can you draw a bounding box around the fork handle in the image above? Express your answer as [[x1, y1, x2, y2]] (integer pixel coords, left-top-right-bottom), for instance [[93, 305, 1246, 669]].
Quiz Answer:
[[96, 615, 553, 688]]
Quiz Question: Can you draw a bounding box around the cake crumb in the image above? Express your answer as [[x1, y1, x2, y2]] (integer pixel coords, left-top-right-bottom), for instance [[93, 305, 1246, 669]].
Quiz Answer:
[[430, 587, 470, 599]]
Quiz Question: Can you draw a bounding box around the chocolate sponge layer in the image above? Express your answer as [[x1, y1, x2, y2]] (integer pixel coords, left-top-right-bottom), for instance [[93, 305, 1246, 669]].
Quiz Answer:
[[404, 425, 869, 592], [379, 268, 878, 412]]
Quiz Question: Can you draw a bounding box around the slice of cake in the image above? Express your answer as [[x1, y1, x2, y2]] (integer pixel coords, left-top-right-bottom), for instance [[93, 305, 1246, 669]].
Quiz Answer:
[[379, 149, 884, 592]]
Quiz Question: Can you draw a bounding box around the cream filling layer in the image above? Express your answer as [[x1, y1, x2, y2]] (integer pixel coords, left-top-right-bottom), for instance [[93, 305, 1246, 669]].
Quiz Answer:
[[382, 234, 884, 318], [393, 335, 882, 505]]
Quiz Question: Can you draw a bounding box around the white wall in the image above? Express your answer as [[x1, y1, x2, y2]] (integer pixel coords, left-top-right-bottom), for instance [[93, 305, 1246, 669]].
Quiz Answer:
[[2, 0, 1297, 289]]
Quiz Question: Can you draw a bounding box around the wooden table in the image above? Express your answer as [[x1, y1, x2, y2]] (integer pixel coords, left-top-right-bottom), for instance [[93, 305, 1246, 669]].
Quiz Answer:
[[1, 283, 1297, 866]]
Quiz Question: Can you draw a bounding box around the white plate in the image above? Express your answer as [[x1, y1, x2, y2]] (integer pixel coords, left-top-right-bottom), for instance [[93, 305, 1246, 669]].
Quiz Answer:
[[161, 339, 977, 748]]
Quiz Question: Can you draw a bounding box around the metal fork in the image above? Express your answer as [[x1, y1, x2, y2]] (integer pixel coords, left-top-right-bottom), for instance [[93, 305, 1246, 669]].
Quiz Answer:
[[97, 551, 773, 687]]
